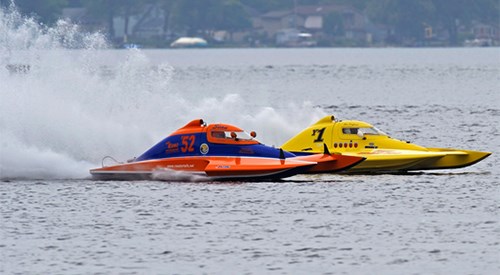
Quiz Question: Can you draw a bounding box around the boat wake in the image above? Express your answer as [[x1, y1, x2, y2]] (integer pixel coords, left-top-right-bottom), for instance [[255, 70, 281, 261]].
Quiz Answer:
[[152, 169, 210, 182]]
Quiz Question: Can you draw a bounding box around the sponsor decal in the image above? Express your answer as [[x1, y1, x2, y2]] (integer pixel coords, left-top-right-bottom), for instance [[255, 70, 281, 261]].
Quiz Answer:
[[166, 164, 195, 168], [238, 148, 254, 154], [216, 165, 231, 169], [343, 122, 363, 126], [359, 150, 400, 155], [165, 141, 180, 153], [200, 143, 209, 154], [212, 124, 228, 130]]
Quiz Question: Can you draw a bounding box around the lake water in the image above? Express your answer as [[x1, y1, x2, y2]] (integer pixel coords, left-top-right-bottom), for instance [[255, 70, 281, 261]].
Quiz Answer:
[[1, 39, 500, 275]]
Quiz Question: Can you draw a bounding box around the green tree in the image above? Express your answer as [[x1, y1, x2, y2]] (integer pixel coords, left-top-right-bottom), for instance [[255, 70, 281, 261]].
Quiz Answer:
[[158, 0, 176, 37], [13, 0, 67, 24], [431, 0, 499, 45], [168, 0, 208, 35], [367, 0, 434, 44], [323, 11, 344, 36], [166, 0, 250, 38], [84, 0, 119, 39], [84, 0, 147, 41], [240, 0, 291, 13], [215, 0, 251, 36]]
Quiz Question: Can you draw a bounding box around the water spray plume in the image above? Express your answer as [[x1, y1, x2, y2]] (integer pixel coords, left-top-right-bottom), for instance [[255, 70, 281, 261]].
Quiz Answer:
[[0, 6, 173, 179], [0, 5, 325, 180]]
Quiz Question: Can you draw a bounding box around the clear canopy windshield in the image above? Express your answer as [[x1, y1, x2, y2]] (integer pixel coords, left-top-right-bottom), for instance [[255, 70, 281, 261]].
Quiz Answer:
[[342, 127, 387, 136], [211, 130, 256, 141]]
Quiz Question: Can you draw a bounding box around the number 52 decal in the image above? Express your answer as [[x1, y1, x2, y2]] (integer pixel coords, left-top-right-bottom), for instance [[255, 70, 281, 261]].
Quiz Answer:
[[181, 135, 195, 152]]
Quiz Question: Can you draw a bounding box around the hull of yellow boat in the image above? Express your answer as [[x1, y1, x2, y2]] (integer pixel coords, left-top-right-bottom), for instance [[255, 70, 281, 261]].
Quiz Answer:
[[405, 148, 491, 170], [281, 115, 491, 173], [343, 149, 447, 172], [330, 148, 490, 172]]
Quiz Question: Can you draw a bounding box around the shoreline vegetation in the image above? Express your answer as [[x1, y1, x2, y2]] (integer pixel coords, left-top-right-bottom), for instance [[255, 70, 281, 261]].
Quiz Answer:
[[1, 0, 499, 48]]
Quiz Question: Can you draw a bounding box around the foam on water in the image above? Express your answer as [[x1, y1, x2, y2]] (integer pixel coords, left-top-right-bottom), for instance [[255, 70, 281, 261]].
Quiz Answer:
[[0, 6, 324, 180], [151, 168, 209, 182]]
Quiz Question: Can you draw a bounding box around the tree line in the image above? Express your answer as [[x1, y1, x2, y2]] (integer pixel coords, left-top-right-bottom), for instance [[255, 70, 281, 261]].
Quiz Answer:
[[2, 0, 499, 46]]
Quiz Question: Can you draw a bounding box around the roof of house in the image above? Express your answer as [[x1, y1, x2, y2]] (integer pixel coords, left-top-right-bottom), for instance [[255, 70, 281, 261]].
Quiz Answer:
[[261, 10, 293, 19], [261, 4, 361, 20], [296, 5, 355, 15]]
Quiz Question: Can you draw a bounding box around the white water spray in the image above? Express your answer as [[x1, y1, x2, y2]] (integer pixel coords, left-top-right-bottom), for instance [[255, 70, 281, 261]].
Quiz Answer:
[[0, 6, 174, 179], [0, 6, 325, 180], [152, 168, 209, 182]]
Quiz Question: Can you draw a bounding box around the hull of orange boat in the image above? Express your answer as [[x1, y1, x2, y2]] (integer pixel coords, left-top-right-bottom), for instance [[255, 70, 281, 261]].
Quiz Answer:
[[90, 156, 316, 180]]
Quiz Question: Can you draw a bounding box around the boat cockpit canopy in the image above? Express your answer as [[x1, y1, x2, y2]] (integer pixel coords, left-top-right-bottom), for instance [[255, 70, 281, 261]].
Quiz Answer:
[[342, 127, 387, 136], [211, 130, 255, 140], [207, 124, 259, 145]]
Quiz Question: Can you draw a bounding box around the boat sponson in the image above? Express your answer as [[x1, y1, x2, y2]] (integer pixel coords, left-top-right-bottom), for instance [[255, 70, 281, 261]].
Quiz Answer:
[[405, 148, 491, 170]]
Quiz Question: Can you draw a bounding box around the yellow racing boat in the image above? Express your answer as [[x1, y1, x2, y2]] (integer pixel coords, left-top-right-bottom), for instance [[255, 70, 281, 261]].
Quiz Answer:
[[281, 115, 491, 173]]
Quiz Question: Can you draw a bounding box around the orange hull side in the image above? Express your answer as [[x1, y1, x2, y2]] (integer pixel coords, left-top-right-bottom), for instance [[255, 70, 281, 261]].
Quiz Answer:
[[90, 158, 210, 173], [90, 156, 317, 180], [203, 156, 315, 178]]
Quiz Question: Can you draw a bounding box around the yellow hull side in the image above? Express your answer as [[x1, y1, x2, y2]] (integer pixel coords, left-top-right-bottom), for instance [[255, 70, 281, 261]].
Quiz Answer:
[[407, 148, 491, 170], [281, 115, 491, 172], [343, 149, 447, 172]]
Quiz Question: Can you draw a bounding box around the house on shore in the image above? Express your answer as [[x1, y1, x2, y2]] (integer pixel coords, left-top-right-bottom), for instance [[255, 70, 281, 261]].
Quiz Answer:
[[252, 4, 390, 46]]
